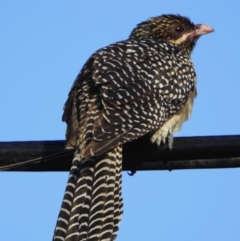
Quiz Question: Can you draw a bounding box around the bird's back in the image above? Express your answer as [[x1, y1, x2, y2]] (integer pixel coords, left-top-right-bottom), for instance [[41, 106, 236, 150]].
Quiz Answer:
[[63, 38, 196, 158]]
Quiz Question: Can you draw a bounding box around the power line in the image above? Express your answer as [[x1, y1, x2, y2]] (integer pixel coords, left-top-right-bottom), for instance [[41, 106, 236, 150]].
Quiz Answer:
[[1, 135, 240, 172]]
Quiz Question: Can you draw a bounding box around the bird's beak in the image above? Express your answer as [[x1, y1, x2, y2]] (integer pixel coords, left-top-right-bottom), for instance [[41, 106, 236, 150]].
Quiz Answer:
[[193, 24, 214, 37], [182, 24, 214, 44], [169, 24, 213, 46]]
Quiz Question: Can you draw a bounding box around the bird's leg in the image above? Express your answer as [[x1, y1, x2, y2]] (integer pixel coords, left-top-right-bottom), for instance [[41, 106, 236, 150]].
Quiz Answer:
[[151, 114, 181, 149], [150, 124, 172, 147], [167, 132, 173, 150], [151, 117, 175, 149]]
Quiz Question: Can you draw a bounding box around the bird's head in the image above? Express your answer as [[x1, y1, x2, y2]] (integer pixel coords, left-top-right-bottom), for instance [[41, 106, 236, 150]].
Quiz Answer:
[[129, 14, 213, 54]]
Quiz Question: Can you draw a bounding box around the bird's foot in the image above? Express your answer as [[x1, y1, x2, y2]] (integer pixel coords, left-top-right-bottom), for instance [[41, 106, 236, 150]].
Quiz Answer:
[[151, 126, 173, 149], [127, 169, 136, 176]]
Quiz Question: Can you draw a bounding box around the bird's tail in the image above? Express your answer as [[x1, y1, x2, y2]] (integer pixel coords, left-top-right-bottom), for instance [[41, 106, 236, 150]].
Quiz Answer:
[[53, 146, 123, 241]]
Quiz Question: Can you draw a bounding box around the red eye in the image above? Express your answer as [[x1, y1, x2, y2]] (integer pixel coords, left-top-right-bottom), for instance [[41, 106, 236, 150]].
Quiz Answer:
[[174, 25, 184, 34]]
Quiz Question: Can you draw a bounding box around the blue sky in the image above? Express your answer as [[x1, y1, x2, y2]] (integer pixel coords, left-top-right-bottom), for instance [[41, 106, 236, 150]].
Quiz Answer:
[[1, 1, 240, 240]]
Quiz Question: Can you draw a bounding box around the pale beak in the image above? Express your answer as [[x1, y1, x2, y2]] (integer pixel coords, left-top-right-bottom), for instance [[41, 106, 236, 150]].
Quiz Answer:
[[194, 24, 214, 37], [170, 24, 214, 46]]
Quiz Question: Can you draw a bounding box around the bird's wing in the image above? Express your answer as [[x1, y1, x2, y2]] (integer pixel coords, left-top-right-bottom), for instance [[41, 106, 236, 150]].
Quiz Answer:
[[63, 39, 195, 158], [62, 56, 95, 151]]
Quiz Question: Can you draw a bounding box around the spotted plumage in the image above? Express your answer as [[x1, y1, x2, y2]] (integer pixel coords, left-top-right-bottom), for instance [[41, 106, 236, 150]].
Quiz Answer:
[[53, 14, 213, 241]]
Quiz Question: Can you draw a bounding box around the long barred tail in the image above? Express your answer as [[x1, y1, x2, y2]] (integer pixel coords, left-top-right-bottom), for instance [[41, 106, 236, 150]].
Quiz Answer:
[[53, 146, 123, 241]]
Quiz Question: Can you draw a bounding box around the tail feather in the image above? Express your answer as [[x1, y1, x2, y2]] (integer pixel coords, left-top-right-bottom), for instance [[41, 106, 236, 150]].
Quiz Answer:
[[66, 158, 95, 240], [112, 147, 123, 240], [53, 159, 81, 240], [53, 147, 123, 241], [86, 156, 113, 240], [100, 147, 122, 241]]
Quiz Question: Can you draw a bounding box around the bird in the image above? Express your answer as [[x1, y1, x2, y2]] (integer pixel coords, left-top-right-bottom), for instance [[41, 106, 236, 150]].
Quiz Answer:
[[52, 14, 213, 241]]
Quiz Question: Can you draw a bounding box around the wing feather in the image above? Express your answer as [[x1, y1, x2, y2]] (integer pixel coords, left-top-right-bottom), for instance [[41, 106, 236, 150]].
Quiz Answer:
[[63, 39, 195, 158]]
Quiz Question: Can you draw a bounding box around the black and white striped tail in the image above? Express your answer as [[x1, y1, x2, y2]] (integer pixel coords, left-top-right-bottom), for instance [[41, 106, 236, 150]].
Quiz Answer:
[[53, 146, 123, 241]]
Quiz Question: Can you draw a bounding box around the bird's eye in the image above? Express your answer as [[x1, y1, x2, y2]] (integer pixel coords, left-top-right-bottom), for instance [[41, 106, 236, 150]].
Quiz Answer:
[[174, 25, 184, 34]]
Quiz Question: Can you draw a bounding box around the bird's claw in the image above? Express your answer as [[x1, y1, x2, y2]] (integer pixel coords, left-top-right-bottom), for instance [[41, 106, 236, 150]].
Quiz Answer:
[[151, 127, 173, 149], [127, 169, 136, 176]]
